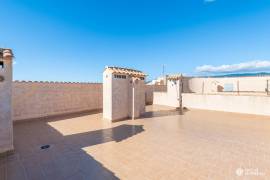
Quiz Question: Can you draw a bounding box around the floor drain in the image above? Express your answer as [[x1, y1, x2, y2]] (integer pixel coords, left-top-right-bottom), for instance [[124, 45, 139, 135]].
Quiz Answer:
[[40, 145, 50, 150]]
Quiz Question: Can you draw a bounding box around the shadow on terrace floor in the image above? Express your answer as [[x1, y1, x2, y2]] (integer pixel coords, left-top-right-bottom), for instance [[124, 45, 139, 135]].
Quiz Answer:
[[143, 105, 189, 119], [1, 111, 144, 180]]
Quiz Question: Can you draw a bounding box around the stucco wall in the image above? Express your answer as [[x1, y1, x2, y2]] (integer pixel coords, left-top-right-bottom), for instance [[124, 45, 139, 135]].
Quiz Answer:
[[183, 93, 270, 116], [0, 59, 13, 153], [13, 81, 102, 121], [111, 75, 130, 120], [133, 80, 146, 118], [103, 72, 113, 120], [145, 85, 167, 105], [153, 80, 181, 107]]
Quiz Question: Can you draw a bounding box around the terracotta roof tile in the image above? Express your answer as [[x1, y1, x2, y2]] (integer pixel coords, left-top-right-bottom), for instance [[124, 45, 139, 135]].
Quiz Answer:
[[0, 48, 13, 59], [167, 74, 183, 80], [105, 66, 147, 78]]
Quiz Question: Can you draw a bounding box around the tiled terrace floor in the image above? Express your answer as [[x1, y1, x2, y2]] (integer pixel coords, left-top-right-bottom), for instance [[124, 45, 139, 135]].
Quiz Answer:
[[1, 105, 270, 180]]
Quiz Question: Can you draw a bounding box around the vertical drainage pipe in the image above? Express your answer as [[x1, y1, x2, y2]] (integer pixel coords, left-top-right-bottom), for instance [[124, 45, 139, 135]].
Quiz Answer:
[[132, 79, 135, 120]]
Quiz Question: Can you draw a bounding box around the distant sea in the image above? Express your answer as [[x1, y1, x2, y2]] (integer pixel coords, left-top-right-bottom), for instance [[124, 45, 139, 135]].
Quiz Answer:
[[201, 72, 270, 78]]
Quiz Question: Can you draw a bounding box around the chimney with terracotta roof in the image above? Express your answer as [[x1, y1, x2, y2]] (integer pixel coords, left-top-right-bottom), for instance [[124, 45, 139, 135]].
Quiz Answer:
[[103, 66, 147, 121], [0, 48, 14, 154]]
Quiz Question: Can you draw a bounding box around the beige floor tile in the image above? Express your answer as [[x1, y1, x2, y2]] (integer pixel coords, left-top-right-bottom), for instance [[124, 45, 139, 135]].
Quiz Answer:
[[1, 105, 270, 179]]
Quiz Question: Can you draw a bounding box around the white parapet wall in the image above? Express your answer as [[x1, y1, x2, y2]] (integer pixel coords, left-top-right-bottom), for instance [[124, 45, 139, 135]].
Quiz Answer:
[[153, 92, 179, 107], [183, 93, 270, 116], [145, 85, 167, 105], [153, 77, 181, 107], [184, 76, 270, 94], [13, 81, 157, 122]]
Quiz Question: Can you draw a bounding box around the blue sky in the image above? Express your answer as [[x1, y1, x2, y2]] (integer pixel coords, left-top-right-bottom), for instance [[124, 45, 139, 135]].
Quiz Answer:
[[1, 0, 270, 82]]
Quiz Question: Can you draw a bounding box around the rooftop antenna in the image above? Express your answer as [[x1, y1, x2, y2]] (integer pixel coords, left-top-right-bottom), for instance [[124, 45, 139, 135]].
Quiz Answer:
[[162, 64, 165, 77]]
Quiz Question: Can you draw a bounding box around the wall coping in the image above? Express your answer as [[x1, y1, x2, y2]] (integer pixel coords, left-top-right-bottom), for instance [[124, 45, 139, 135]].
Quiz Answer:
[[13, 80, 102, 84], [182, 92, 270, 97]]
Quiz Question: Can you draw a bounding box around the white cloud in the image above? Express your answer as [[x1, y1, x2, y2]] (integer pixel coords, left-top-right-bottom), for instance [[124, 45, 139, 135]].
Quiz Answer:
[[13, 61, 17, 65], [196, 60, 270, 73]]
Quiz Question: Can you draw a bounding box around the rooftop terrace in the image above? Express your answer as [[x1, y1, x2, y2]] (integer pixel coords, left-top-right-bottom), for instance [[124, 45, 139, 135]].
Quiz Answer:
[[1, 105, 270, 179]]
